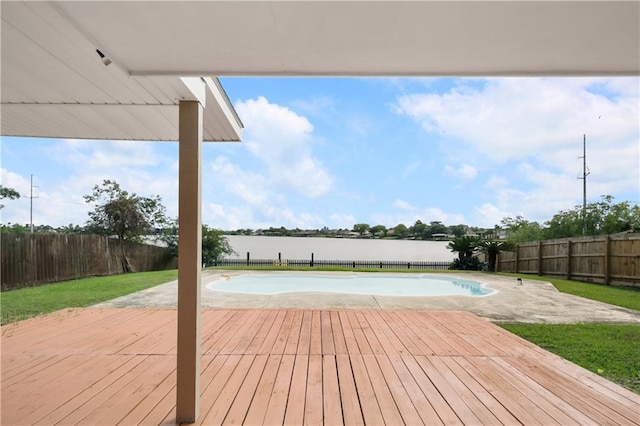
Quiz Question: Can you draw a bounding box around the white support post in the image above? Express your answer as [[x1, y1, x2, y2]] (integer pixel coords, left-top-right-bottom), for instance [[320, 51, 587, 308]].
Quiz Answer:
[[176, 100, 203, 423]]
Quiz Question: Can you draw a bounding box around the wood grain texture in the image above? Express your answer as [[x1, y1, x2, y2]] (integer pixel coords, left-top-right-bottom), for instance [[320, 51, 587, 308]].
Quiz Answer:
[[2, 308, 639, 425]]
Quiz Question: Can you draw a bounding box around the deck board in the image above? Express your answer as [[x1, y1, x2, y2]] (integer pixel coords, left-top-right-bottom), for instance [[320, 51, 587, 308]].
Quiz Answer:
[[262, 354, 295, 425], [2, 308, 639, 425]]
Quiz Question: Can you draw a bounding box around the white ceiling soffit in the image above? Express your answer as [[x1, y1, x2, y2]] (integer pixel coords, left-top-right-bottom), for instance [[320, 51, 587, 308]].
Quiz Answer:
[[0, 1, 243, 142], [53, 0, 639, 77], [2, 1, 638, 143]]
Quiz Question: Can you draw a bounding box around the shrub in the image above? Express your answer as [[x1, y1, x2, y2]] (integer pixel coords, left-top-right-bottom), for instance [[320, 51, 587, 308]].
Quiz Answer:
[[449, 256, 486, 271]]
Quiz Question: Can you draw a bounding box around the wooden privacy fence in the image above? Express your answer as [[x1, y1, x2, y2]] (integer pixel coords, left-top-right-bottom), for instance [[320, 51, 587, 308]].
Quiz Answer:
[[1, 233, 176, 290], [497, 233, 640, 287]]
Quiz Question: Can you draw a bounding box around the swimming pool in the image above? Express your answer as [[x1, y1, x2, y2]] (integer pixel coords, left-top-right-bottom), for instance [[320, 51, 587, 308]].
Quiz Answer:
[[207, 274, 495, 297]]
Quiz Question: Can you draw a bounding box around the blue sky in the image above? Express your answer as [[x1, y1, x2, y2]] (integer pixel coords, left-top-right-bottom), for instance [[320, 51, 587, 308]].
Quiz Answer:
[[1, 77, 638, 230]]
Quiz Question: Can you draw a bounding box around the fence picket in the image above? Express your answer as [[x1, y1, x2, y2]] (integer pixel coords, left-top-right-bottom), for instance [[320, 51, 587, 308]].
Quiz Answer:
[[1, 233, 176, 290], [498, 233, 639, 287]]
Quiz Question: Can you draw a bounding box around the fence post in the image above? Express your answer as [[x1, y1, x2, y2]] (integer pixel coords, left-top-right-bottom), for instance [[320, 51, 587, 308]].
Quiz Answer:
[[566, 240, 572, 280], [246, 251, 250, 266], [407, 262, 411, 269], [380, 261, 383, 269], [278, 252, 281, 263], [603, 235, 610, 285], [515, 246, 519, 273], [311, 252, 314, 267], [352, 261, 356, 268], [537, 241, 543, 276]]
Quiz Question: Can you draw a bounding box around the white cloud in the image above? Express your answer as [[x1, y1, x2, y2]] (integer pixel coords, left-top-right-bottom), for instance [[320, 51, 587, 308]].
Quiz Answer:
[[396, 77, 640, 222], [1, 168, 92, 227], [205, 200, 327, 231], [278, 157, 332, 198], [207, 154, 333, 230], [474, 203, 508, 228], [234, 96, 333, 198], [1, 139, 179, 227], [1, 169, 32, 224], [206, 203, 254, 231], [55, 139, 160, 168], [471, 164, 588, 226], [329, 213, 357, 228], [210, 156, 271, 206], [444, 163, 477, 180], [198, 96, 337, 229], [485, 175, 508, 189], [1, 169, 30, 196], [394, 199, 414, 210], [396, 77, 638, 165]]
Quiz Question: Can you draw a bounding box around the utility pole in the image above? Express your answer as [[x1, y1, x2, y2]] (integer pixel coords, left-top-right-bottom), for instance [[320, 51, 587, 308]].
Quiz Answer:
[[28, 174, 38, 233], [578, 135, 590, 236]]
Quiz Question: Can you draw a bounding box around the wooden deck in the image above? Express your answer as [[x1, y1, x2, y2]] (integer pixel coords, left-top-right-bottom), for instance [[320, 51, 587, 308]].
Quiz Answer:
[[2, 308, 639, 425]]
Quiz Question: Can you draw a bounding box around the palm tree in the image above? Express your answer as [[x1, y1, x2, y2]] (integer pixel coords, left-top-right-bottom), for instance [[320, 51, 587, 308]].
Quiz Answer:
[[447, 236, 479, 260], [478, 240, 514, 272]]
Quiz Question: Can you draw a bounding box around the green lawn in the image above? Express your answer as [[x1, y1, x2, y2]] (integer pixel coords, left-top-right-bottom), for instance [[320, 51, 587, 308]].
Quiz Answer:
[[497, 273, 640, 394], [1, 269, 177, 324], [499, 323, 640, 394], [498, 273, 640, 311]]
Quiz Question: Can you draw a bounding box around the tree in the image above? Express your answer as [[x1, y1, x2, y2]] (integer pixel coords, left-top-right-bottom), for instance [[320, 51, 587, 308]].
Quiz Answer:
[[0, 185, 20, 200], [448, 224, 467, 238], [202, 225, 236, 266], [478, 240, 514, 272], [409, 220, 427, 239], [57, 223, 86, 234], [84, 180, 169, 272], [0, 223, 27, 233], [352, 223, 370, 235], [447, 236, 479, 260], [158, 221, 235, 266], [501, 215, 544, 243], [157, 218, 179, 256], [447, 236, 484, 270], [370, 224, 387, 237], [426, 221, 448, 238], [0, 185, 20, 210], [544, 195, 640, 238], [392, 223, 408, 239]]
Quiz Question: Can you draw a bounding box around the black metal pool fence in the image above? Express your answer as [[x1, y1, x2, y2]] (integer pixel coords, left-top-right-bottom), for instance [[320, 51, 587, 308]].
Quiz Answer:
[[215, 252, 451, 270]]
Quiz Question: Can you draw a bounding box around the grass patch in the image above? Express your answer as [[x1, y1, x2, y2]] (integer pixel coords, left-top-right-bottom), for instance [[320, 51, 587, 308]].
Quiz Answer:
[[500, 323, 640, 394], [1, 269, 178, 325], [498, 273, 640, 311]]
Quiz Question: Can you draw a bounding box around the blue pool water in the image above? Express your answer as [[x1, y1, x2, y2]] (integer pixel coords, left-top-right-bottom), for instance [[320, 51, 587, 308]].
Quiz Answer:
[[207, 274, 495, 297]]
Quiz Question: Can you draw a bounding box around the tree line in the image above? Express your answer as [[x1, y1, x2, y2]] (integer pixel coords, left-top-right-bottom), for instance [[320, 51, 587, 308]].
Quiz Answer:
[[226, 195, 639, 244], [2, 180, 638, 263], [500, 195, 639, 243], [226, 222, 478, 240], [1, 180, 235, 270]]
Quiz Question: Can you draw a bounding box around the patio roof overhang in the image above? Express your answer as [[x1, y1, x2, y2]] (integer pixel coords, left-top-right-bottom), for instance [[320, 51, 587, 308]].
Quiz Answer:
[[36, 0, 640, 77], [2, 1, 639, 141], [1, 2, 243, 142]]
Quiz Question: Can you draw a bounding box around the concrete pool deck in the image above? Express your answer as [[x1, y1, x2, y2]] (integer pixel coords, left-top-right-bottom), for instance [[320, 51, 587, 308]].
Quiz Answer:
[[93, 270, 640, 324]]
